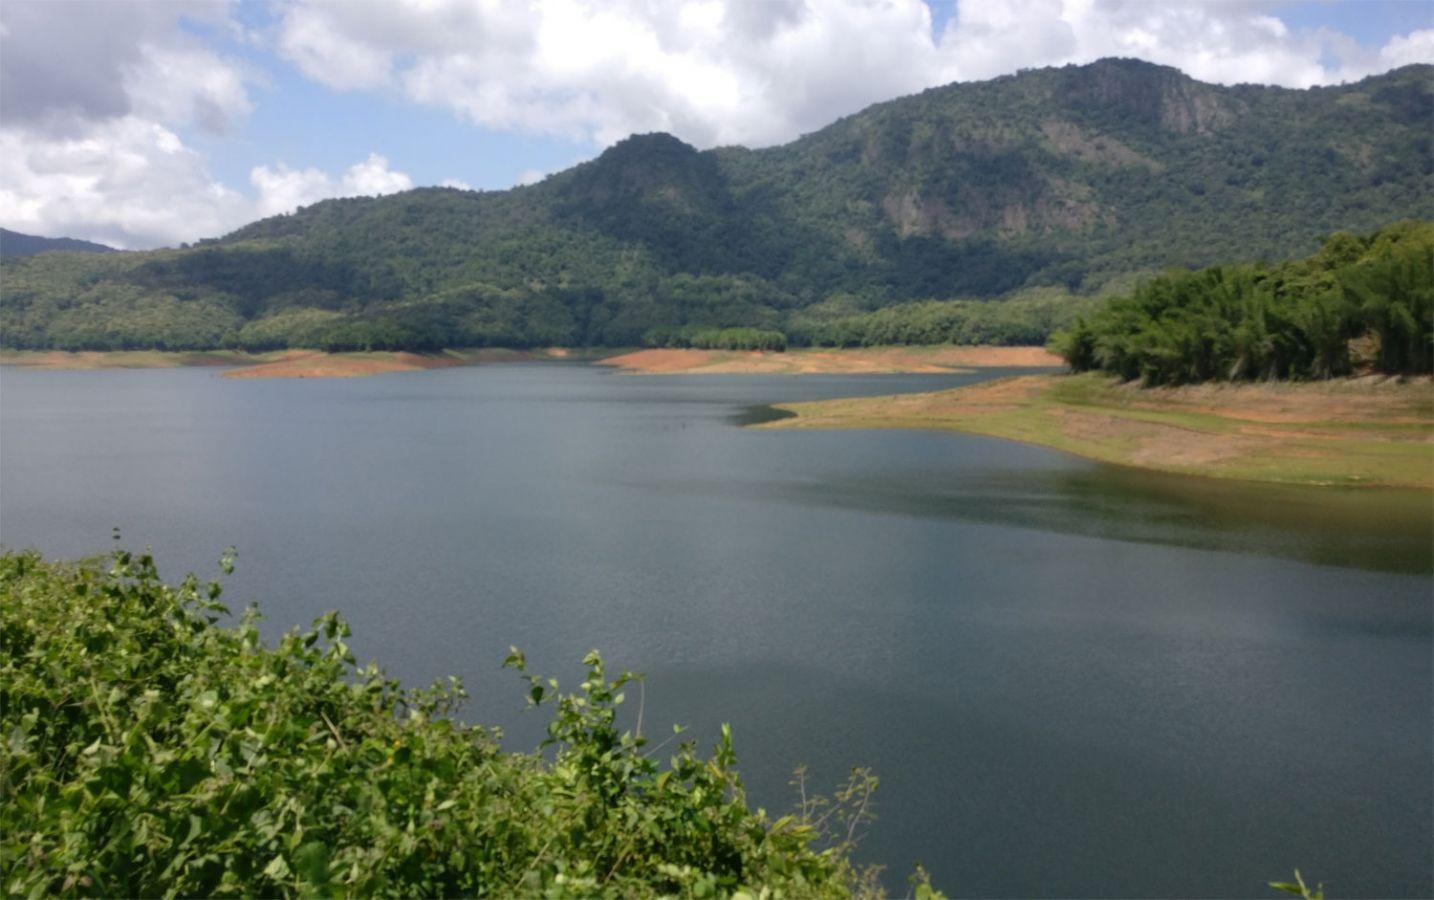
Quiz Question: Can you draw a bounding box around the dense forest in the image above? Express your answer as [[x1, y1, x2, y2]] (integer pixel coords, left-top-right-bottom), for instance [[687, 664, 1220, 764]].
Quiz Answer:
[[1, 59, 1430, 351], [1, 548, 937, 898], [1051, 221, 1434, 383], [643, 325, 789, 351], [785, 287, 1099, 347]]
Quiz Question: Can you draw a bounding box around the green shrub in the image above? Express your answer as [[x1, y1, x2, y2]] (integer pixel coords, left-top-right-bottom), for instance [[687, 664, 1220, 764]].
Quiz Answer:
[[1, 548, 932, 898]]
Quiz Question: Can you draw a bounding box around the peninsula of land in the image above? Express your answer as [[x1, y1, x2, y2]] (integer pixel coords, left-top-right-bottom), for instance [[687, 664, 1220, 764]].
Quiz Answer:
[[760, 373, 1434, 489]]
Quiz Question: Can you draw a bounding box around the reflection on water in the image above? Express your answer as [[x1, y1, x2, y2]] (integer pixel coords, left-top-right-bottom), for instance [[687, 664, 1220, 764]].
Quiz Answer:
[[774, 462, 1434, 575], [730, 403, 796, 426]]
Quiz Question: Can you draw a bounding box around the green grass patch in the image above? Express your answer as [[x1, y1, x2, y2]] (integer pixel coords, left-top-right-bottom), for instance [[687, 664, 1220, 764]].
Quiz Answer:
[[764, 373, 1434, 489]]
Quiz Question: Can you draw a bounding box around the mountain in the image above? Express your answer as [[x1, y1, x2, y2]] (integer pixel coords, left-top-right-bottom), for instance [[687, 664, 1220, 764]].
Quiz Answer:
[[3, 58, 1431, 351], [0, 229, 118, 259]]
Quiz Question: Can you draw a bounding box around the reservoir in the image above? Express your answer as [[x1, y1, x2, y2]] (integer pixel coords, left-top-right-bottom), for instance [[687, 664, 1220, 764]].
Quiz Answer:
[[1, 363, 1429, 898]]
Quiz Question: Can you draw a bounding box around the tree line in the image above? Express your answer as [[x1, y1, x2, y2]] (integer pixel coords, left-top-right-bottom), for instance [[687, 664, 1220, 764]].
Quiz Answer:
[[643, 325, 788, 351], [786, 288, 1098, 348], [1051, 221, 1433, 384], [0, 242, 1096, 353]]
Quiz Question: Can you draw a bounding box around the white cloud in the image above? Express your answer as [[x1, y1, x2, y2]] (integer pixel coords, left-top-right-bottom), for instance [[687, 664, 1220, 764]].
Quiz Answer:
[[0, 113, 414, 248], [1380, 28, 1434, 68], [277, 0, 937, 148], [277, 2, 395, 91], [0, 2, 413, 247], [514, 168, 545, 186], [0, 117, 250, 249], [250, 153, 414, 218], [0, 0, 260, 247], [343, 153, 414, 196], [929, 0, 1380, 88], [0, 0, 255, 135], [275, 0, 1434, 151], [122, 41, 255, 135], [3, 0, 1431, 248], [248, 163, 335, 220], [440, 177, 474, 190]]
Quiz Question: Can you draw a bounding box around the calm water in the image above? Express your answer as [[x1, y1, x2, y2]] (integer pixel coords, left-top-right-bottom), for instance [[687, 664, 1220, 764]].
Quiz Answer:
[[2, 363, 1430, 898]]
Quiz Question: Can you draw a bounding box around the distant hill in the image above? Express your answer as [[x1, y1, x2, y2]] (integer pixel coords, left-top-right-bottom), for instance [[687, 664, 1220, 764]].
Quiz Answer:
[[0, 229, 118, 259], [3, 58, 1431, 351]]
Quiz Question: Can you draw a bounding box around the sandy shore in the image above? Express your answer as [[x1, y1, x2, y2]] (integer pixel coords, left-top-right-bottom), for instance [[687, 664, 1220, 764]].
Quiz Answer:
[[762, 373, 1434, 488], [597, 346, 1062, 374], [221, 350, 467, 379]]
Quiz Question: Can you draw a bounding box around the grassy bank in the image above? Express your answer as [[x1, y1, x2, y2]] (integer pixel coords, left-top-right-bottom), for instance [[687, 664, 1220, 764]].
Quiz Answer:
[[762, 373, 1434, 488], [598, 345, 1061, 374]]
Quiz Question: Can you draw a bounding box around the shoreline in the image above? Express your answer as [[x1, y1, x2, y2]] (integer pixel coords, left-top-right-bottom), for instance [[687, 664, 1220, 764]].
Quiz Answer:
[[0, 345, 1062, 378], [0, 347, 586, 378], [758, 373, 1434, 489]]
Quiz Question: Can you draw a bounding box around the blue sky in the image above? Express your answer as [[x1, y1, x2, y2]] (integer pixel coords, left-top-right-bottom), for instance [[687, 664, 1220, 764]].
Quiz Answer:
[[182, 2, 597, 193], [2, 0, 1430, 248]]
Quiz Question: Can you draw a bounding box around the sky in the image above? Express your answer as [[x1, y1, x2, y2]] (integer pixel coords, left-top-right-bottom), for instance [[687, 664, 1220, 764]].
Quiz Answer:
[[1, 0, 1430, 250]]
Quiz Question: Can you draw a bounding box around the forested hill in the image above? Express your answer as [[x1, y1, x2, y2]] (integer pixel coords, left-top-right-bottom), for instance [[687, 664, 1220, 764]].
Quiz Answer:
[[3, 59, 1431, 351], [0, 229, 118, 259]]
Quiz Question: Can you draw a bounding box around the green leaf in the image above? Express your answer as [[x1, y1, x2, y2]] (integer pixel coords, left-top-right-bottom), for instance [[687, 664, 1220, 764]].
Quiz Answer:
[[263, 854, 291, 881], [293, 841, 330, 885]]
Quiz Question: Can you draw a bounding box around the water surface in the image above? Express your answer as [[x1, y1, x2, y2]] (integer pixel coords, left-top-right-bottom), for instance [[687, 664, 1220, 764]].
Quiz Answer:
[[1, 363, 1429, 898]]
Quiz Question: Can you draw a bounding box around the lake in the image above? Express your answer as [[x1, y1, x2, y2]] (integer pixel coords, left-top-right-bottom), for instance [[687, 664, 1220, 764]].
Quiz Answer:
[[1, 362, 1429, 898]]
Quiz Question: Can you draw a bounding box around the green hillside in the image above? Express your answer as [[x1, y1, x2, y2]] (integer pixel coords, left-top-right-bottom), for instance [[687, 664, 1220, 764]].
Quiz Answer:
[[3, 59, 1430, 351]]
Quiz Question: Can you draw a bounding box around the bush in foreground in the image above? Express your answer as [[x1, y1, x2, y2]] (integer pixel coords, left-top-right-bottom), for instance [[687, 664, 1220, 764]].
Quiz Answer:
[[0, 548, 937, 898]]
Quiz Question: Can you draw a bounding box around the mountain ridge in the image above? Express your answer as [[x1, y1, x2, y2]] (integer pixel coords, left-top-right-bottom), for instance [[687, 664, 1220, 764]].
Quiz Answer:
[[3, 58, 1430, 350]]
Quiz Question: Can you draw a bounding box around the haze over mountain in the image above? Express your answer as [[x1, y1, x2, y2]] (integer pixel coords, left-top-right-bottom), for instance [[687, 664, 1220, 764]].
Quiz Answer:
[[2, 59, 1430, 351], [0, 229, 118, 259]]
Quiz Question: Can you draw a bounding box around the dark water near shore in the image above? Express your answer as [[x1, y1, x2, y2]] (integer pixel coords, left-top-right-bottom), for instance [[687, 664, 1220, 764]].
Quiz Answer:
[[2, 363, 1430, 898]]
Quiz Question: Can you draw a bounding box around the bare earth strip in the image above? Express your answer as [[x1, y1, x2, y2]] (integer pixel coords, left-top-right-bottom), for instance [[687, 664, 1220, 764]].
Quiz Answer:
[[221, 350, 466, 379], [596, 346, 1062, 374], [762, 373, 1434, 489], [0, 348, 578, 378], [4, 346, 1058, 378], [221, 348, 585, 378]]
